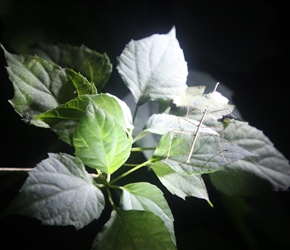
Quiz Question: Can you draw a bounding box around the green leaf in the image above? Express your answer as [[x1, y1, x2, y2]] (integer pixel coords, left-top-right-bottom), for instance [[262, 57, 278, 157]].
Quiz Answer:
[[4, 153, 105, 229], [65, 68, 97, 95], [117, 27, 188, 106], [209, 121, 290, 195], [134, 113, 218, 142], [36, 95, 90, 144], [120, 182, 175, 245], [73, 101, 132, 174], [36, 93, 133, 145], [106, 93, 134, 131], [151, 162, 210, 202], [92, 209, 176, 250], [31, 43, 112, 91], [2, 46, 80, 127], [169, 86, 235, 127], [2, 46, 97, 126], [151, 130, 253, 175]]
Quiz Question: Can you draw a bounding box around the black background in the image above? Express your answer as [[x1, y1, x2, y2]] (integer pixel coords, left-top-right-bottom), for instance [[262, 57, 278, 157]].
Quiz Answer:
[[0, 1, 289, 249]]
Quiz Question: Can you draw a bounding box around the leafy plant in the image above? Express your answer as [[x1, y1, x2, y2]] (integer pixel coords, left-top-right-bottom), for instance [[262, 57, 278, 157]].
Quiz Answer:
[[1, 27, 290, 249]]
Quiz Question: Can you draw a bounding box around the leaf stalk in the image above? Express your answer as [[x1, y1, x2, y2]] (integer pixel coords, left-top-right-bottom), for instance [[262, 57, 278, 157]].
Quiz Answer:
[[131, 147, 156, 152], [110, 160, 151, 184], [132, 105, 139, 123]]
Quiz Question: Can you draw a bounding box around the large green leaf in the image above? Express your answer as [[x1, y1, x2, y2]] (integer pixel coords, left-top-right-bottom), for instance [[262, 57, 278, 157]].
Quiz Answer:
[[151, 130, 253, 175], [4, 153, 105, 229], [2, 46, 95, 127], [120, 182, 175, 245], [209, 121, 290, 195], [31, 43, 112, 91], [73, 101, 132, 174], [117, 27, 188, 105], [36, 93, 133, 145], [151, 162, 210, 202], [92, 209, 176, 250]]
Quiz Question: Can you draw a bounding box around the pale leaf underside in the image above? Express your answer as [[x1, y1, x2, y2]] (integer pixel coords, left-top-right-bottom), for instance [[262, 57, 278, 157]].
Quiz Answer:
[[117, 27, 188, 105], [210, 121, 290, 195], [4, 153, 105, 229]]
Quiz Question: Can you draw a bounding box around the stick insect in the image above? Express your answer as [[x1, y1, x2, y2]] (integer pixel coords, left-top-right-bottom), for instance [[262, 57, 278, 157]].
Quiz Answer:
[[165, 82, 236, 166]]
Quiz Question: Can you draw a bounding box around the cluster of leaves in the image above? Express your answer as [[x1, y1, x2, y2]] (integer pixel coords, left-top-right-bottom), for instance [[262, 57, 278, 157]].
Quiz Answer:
[[1, 27, 290, 249]]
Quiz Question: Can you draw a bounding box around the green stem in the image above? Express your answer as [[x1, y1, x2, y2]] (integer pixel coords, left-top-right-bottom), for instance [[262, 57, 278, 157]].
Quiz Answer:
[[122, 163, 139, 167], [132, 105, 139, 123], [106, 185, 115, 208], [94, 183, 105, 188], [110, 160, 151, 185], [106, 173, 111, 182], [93, 171, 108, 189], [131, 147, 156, 152]]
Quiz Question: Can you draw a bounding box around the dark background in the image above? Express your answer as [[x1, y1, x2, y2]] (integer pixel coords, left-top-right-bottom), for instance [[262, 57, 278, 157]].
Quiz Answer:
[[0, 1, 289, 249]]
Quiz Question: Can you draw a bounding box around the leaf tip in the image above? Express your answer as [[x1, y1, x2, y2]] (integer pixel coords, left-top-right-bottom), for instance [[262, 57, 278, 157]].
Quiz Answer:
[[169, 26, 176, 37], [207, 200, 214, 208]]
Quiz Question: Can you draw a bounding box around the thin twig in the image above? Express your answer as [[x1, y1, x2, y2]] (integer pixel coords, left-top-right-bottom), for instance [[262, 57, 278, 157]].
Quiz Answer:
[[0, 168, 100, 179], [0, 168, 32, 172]]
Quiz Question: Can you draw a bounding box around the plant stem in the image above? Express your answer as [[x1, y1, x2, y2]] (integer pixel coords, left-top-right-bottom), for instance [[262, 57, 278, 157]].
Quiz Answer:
[[132, 105, 139, 123], [110, 160, 151, 185], [105, 184, 115, 208], [122, 163, 138, 167], [0, 168, 32, 172], [131, 147, 156, 152], [91, 173, 99, 179], [0, 168, 102, 180]]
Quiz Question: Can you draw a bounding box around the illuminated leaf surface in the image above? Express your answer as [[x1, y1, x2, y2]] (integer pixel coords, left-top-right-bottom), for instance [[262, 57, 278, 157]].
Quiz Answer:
[[92, 209, 176, 250], [152, 131, 253, 175], [5, 153, 104, 229], [169, 86, 235, 127], [134, 113, 217, 142], [117, 27, 188, 105], [151, 162, 209, 202], [73, 102, 132, 173], [36, 93, 133, 145], [210, 121, 290, 195], [120, 182, 175, 244]]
